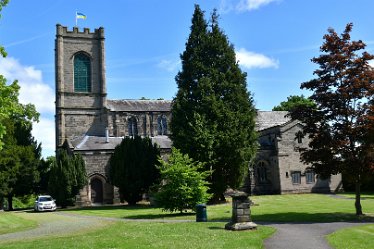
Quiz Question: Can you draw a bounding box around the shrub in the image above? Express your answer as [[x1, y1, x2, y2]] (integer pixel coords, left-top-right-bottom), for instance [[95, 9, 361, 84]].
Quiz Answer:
[[155, 148, 212, 213]]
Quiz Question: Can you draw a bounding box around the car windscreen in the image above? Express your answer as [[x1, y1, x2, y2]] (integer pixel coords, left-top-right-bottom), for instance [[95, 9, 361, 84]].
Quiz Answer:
[[39, 197, 53, 202]]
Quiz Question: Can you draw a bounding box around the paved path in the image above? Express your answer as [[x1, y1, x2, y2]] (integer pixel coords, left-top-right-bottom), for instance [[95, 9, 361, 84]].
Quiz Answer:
[[262, 221, 373, 249]]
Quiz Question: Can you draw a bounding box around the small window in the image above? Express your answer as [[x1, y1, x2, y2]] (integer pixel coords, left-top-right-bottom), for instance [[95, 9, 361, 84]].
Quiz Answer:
[[128, 117, 138, 136], [157, 115, 167, 135], [257, 161, 267, 183], [291, 171, 301, 184], [74, 53, 91, 92], [296, 131, 303, 144], [305, 170, 315, 183]]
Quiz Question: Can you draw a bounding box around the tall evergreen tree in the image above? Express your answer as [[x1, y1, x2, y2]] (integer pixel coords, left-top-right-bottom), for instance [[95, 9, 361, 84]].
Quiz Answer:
[[0, 118, 41, 210], [48, 149, 87, 208], [171, 6, 257, 201], [109, 136, 160, 205]]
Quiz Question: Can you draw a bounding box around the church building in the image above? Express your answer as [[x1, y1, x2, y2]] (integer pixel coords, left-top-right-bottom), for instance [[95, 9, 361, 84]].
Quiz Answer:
[[55, 25, 341, 206]]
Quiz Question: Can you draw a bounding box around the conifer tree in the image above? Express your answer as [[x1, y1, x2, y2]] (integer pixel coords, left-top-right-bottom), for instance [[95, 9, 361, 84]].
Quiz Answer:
[[0, 118, 41, 210], [109, 136, 160, 205], [171, 6, 257, 201], [48, 149, 87, 208]]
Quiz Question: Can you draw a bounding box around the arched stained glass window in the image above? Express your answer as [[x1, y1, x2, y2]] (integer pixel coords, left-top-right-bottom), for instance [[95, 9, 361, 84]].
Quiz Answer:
[[74, 53, 91, 92], [128, 116, 138, 136], [157, 115, 167, 135]]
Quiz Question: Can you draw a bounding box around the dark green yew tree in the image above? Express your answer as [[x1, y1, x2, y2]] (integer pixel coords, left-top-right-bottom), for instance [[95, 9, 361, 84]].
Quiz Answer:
[[109, 136, 160, 205], [290, 23, 374, 215], [0, 118, 41, 210], [48, 149, 87, 208], [171, 5, 257, 202]]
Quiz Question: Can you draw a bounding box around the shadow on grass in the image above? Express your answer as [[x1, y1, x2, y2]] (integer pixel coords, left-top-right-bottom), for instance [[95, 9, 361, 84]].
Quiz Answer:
[[59, 204, 373, 223], [252, 212, 374, 224], [62, 204, 197, 220], [208, 226, 226, 230], [124, 212, 195, 220], [62, 204, 153, 211]]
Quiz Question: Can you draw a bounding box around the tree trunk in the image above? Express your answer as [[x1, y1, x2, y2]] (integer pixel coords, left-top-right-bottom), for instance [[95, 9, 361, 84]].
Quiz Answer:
[[355, 180, 363, 216], [219, 193, 226, 202], [0, 197, 4, 211], [7, 195, 13, 211]]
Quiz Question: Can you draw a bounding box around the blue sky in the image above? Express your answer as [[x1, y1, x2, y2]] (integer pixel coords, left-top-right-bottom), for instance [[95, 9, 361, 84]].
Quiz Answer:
[[1, 0, 374, 158]]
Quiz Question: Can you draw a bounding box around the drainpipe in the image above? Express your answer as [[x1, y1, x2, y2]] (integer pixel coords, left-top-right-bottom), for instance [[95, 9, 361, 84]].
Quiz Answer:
[[105, 127, 109, 143]]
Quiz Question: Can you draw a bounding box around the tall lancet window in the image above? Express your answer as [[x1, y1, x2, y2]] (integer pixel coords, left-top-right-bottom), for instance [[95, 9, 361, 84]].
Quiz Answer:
[[157, 114, 167, 135], [128, 116, 138, 136], [74, 53, 91, 92]]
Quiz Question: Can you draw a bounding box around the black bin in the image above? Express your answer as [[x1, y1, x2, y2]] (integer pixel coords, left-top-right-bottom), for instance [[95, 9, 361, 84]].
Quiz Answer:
[[196, 204, 207, 222]]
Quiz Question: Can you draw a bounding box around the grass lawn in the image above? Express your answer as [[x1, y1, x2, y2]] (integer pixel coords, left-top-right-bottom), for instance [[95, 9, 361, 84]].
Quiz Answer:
[[1, 193, 373, 249], [63, 193, 374, 223], [0, 212, 37, 235], [251, 193, 374, 222], [327, 224, 374, 249], [0, 220, 275, 249]]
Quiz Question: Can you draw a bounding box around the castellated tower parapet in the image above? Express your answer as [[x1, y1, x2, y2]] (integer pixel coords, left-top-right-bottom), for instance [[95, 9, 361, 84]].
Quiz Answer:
[[56, 24, 105, 39], [55, 24, 107, 149]]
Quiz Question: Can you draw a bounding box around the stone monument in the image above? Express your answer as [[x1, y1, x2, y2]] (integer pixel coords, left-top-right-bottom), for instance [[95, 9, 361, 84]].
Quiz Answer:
[[225, 191, 257, 231]]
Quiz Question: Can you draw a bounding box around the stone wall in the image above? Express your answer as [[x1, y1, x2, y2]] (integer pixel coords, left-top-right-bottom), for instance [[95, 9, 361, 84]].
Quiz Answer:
[[276, 122, 342, 193], [77, 151, 117, 205], [252, 121, 342, 195], [107, 111, 171, 137]]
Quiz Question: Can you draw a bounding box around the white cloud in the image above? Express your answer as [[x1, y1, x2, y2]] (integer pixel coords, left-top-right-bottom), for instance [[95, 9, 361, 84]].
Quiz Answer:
[[237, 0, 278, 11], [157, 59, 181, 72], [0, 56, 55, 158], [236, 48, 279, 69], [0, 56, 54, 113], [32, 117, 55, 158], [220, 0, 278, 13]]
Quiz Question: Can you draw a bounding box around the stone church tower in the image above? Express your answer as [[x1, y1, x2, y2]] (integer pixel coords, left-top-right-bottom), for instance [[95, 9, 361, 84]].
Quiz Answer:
[[55, 24, 107, 147]]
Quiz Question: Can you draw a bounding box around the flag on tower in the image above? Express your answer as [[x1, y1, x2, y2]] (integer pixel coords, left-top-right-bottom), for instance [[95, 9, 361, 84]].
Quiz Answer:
[[75, 12, 87, 27], [76, 12, 87, 20]]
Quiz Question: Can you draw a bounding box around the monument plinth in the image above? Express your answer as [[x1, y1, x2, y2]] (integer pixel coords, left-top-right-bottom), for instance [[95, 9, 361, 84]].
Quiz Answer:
[[225, 191, 257, 231]]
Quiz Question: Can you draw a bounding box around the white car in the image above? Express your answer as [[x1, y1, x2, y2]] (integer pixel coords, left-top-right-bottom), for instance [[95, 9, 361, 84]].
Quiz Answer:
[[34, 195, 57, 212]]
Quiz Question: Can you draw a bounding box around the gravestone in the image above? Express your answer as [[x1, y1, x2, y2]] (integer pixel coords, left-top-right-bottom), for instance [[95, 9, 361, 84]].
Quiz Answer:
[[225, 191, 257, 231]]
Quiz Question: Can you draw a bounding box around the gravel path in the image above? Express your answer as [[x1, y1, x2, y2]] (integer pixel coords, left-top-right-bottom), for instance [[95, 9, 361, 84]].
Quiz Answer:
[[0, 211, 110, 243], [262, 221, 373, 249], [0, 211, 193, 243]]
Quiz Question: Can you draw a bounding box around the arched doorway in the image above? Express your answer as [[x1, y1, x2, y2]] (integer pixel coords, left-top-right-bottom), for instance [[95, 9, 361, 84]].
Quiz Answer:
[[90, 178, 103, 203]]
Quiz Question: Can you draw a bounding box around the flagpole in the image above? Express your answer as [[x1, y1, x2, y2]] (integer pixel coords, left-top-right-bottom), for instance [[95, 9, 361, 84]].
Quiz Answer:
[[75, 11, 77, 27]]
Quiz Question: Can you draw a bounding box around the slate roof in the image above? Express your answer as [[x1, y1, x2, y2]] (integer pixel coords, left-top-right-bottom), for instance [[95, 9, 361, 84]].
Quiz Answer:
[[107, 99, 171, 112], [255, 111, 290, 131], [71, 135, 172, 151]]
